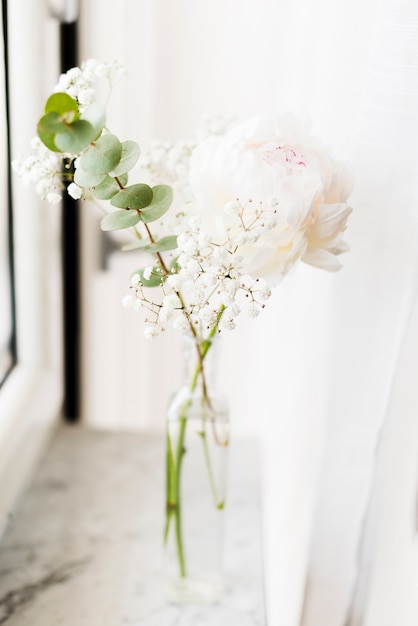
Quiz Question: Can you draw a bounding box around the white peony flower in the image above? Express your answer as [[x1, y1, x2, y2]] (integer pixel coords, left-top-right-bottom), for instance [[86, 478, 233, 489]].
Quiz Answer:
[[189, 113, 352, 285], [301, 164, 353, 271]]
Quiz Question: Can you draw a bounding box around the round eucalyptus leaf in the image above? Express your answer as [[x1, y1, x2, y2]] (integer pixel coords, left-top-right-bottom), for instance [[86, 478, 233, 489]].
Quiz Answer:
[[93, 172, 128, 199], [147, 235, 178, 253], [121, 239, 152, 251], [54, 120, 97, 153], [80, 103, 106, 141], [94, 175, 121, 200], [79, 134, 122, 175], [122, 235, 177, 254], [44, 92, 79, 119], [38, 112, 67, 135], [74, 165, 106, 188], [93, 173, 129, 200], [100, 209, 140, 231], [140, 185, 174, 223], [110, 183, 153, 209], [109, 140, 141, 177], [37, 125, 60, 152], [38, 131, 60, 152]]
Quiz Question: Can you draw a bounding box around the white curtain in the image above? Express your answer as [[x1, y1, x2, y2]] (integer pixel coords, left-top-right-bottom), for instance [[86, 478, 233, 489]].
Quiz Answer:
[[78, 2, 418, 624]]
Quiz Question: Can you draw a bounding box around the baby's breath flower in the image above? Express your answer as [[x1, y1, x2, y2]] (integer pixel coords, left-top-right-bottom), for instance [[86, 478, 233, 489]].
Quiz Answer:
[[199, 306, 218, 327], [144, 324, 163, 340], [143, 266, 154, 280], [166, 274, 182, 289], [219, 316, 236, 331], [257, 282, 272, 301], [172, 316, 190, 333], [224, 200, 241, 215], [228, 303, 241, 317], [197, 232, 211, 248], [211, 247, 228, 265], [247, 302, 261, 319], [188, 215, 203, 229], [67, 182, 83, 200], [77, 88, 95, 106], [162, 293, 181, 311], [122, 294, 135, 309], [201, 272, 218, 288], [177, 233, 199, 256], [46, 192, 62, 204], [185, 258, 201, 275], [133, 298, 142, 313], [130, 273, 141, 286]]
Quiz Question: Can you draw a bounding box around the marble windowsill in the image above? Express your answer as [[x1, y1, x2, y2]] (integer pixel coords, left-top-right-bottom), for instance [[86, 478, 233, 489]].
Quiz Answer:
[[0, 426, 266, 625]]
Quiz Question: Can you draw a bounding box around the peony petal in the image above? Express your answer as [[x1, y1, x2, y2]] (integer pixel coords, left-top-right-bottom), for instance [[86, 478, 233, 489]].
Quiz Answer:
[[302, 248, 343, 271]]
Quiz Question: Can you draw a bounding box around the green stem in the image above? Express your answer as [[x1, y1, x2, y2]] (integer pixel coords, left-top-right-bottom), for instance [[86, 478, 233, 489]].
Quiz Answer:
[[173, 416, 187, 577], [165, 415, 188, 578], [198, 425, 224, 509], [165, 309, 228, 577]]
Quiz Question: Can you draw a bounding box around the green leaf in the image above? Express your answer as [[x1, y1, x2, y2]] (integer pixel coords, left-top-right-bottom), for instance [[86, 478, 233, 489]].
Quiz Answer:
[[110, 183, 153, 209], [152, 235, 178, 252], [44, 92, 79, 121], [93, 173, 128, 200], [121, 235, 177, 253], [38, 112, 67, 135], [74, 165, 106, 188], [80, 103, 106, 141], [100, 209, 140, 231], [109, 140, 140, 177], [121, 239, 152, 251], [37, 112, 67, 151], [37, 126, 60, 152], [79, 134, 122, 175], [136, 266, 165, 287], [170, 257, 180, 273], [140, 185, 173, 223], [54, 120, 97, 153]]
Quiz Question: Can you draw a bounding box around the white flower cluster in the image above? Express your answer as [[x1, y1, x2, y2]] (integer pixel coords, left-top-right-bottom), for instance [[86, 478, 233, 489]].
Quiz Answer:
[[139, 139, 196, 198], [12, 137, 64, 203], [124, 113, 352, 339], [122, 205, 273, 339], [138, 114, 236, 200], [54, 58, 126, 111], [13, 59, 353, 342], [12, 59, 126, 203]]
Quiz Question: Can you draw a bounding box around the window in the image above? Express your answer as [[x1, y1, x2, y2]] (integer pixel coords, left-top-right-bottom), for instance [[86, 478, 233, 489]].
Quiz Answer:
[[0, 0, 63, 535], [0, 0, 15, 386]]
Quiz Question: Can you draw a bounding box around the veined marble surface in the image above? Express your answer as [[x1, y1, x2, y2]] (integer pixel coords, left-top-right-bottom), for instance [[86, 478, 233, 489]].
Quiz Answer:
[[0, 426, 266, 625]]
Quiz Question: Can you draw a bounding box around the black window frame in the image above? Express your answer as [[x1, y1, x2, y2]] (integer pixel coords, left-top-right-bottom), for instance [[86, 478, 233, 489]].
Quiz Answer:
[[0, 0, 17, 388]]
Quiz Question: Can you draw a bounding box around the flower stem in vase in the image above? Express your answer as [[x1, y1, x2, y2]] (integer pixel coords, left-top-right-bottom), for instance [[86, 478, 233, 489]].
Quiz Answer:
[[164, 321, 229, 600]]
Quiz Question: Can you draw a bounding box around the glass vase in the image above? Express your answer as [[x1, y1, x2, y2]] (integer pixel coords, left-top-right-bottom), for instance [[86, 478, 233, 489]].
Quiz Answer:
[[163, 334, 229, 603]]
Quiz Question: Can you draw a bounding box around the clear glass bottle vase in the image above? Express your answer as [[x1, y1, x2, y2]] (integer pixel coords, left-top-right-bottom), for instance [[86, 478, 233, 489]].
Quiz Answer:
[[163, 334, 229, 603]]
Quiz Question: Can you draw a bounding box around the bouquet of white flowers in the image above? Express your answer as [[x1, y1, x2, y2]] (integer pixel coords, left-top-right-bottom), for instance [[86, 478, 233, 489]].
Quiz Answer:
[[13, 59, 352, 342], [13, 59, 353, 601]]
